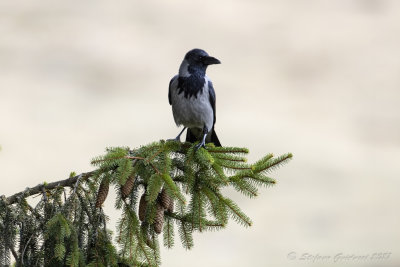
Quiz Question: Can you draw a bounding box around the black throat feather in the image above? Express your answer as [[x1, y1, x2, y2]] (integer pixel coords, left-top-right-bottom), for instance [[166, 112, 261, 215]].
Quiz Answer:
[[178, 69, 205, 99]]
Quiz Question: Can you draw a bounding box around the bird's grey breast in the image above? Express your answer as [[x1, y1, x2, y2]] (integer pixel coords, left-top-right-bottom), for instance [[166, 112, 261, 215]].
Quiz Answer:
[[170, 75, 214, 130]]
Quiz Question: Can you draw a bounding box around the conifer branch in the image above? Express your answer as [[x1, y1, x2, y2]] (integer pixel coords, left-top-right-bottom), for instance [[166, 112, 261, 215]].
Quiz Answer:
[[10, 246, 18, 264], [252, 153, 293, 174], [125, 156, 146, 160], [4, 171, 94, 205], [214, 154, 247, 162], [1, 140, 292, 266], [20, 234, 33, 264], [208, 147, 249, 154]]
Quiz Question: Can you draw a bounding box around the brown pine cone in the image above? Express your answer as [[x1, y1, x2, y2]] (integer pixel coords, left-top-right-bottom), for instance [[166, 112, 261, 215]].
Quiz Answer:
[[95, 179, 109, 208], [138, 193, 147, 221], [159, 188, 172, 210], [121, 175, 135, 199], [167, 198, 174, 213], [154, 202, 164, 234]]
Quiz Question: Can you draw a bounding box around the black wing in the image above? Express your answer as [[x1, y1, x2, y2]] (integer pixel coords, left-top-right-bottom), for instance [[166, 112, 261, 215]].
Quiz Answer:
[[208, 80, 216, 125], [168, 75, 178, 105]]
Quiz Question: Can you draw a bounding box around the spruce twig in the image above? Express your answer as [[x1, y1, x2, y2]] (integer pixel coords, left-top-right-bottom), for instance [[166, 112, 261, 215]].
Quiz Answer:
[[5, 171, 94, 205], [1, 140, 292, 267], [9, 246, 18, 264]]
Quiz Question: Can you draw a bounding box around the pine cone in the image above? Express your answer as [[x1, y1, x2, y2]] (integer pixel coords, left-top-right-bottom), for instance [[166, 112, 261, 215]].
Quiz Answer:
[[121, 175, 135, 199], [154, 203, 164, 234], [159, 188, 172, 210], [95, 179, 109, 208], [168, 198, 174, 213], [138, 193, 147, 221]]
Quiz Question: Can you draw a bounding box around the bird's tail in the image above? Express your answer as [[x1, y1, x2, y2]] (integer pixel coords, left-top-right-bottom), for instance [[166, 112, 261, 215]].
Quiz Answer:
[[186, 127, 222, 147], [210, 129, 221, 147], [185, 128, 198, 144]]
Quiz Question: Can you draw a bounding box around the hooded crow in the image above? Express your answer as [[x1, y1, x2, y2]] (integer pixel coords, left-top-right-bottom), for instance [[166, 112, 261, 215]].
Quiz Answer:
[[168, 49, 221, 149]]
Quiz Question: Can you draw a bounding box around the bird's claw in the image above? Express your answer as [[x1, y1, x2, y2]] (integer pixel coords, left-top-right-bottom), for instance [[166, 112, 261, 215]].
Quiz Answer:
[[194, 142, 206, 151]]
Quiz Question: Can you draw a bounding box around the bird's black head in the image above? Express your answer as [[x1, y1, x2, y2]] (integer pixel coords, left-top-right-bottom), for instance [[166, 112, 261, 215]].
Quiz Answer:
[[183, 49, 221, 74]]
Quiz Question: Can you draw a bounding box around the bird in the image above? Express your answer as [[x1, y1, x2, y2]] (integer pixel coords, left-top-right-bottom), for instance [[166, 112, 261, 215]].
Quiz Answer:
[[168, 48, 222, 150]]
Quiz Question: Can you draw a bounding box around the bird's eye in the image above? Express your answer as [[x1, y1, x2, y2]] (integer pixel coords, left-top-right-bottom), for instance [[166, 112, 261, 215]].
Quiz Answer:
[[198, 56, 204, 61]]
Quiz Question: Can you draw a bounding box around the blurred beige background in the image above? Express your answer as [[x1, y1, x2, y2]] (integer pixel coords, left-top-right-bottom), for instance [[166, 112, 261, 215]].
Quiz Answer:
[[1, 0, 399, 266]]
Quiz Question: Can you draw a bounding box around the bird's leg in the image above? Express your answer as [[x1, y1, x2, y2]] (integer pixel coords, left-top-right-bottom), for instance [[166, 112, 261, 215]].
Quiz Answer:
[[175, 127, 187, 141], [195, 126, 208, 151], [168, 127, 187, 142]]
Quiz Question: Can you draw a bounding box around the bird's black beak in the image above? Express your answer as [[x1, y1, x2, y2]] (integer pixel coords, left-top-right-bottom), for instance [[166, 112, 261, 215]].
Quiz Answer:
[[203, 56, 221, 65]]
